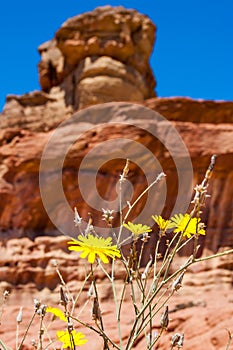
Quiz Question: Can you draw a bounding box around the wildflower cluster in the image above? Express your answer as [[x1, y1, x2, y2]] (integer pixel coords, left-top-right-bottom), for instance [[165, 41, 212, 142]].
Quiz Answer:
[[1, 156, 232, 350]]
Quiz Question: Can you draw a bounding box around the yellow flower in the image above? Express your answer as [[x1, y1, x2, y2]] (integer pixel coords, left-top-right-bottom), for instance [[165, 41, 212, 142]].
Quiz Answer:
[[57, 329, 87, 348], [152, 215, 175, 231], [67, 234, 121, 264], [46, 306, 67, 322], [123, 222, 152, 236], [170, 213, 206, 238]]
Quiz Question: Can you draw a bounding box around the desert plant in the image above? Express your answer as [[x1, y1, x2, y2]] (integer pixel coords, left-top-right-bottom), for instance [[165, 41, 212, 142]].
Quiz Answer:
[[0, 156, 232, 350]]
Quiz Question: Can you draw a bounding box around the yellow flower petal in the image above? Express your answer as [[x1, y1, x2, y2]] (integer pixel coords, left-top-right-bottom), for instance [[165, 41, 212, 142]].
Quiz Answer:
[[46, 306, 67, 322], [170, 213, 206, 238], [152, 215, 175, 231], [67, 234, 121, 264], [57, 329, 87, 348], [88, 251, 96, 264], [123, 222, 152, 236]]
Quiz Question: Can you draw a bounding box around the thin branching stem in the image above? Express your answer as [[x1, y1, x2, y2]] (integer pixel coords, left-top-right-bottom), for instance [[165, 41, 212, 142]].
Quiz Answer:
[[90, 264, 110, 350], [71, 269, 92, 315], [38, 315, 45, 350], [111, 259, 123, 349], [148, 328, 164, 350], [118, 173, 166, 243], [17, 311, 37, 350], [225, 330, 233, 350]]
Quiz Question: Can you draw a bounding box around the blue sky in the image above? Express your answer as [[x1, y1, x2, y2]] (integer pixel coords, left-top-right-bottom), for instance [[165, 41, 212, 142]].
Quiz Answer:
[[0, 0, 232, 111]]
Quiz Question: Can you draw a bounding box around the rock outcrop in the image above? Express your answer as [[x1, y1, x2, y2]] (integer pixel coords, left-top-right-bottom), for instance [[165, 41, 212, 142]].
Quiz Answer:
[[38, 6, 156, 109], [0, 99, 232, 254]]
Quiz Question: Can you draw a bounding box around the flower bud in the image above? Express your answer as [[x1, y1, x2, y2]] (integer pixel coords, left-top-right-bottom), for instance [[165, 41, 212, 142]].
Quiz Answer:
[[172, 271, 185, 292], [16, 307, 23, 323], [171, 333, 184, 348], [160, 305, 169, 329]]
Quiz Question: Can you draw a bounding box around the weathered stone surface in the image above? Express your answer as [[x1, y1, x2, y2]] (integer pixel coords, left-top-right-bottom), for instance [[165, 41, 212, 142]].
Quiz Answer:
[[0, 101, 232, 254], [60, 56, 150, 109], [1, 87, 73, 132], [145, 97, 233, 123], [38, 6, 156, 108]]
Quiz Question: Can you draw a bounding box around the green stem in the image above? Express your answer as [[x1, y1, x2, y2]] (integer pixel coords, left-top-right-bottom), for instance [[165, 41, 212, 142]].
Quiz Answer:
[[38, 315, 44, 350], [0, 339, 8, 350], [148, 328, 164, 350], [118, 173, 165, 244], [71, 267, 92, 315], [71, 313, 121, 350], [225, 330, 233, 350], [118, 179, 124, 244], [124, 173, 166, 223], [131, 286, 173, 346], [162, 232, 184, 283], [90, 265, 110, 350], [111, 259, 123, 350]]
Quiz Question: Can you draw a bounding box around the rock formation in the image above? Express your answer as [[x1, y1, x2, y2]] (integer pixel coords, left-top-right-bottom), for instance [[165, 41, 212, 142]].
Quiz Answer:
[[38, 6, 156, 109], [0, 6, 232, 350], [0, 99, 232, 254]]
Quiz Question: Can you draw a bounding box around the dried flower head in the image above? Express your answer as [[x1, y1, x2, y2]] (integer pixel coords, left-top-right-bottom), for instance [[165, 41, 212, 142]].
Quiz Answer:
[[171, 333, 184, 348], [74, 207, 82, 226], [92, 297, 101, 321], [172, 271, 185, 292], [102, 208, 114, 225], [60, 286, 68, 307], [51, 259, 58, 267], [119, 159, 130, 182], [141, 232, 150, 242], [37, 304, 47, 317], [3, 290, 10, 298], [34, 299, 41, 311], [16, 307, 23, 324], [87, 282, 94, 298], [160, 305, 169, 329]]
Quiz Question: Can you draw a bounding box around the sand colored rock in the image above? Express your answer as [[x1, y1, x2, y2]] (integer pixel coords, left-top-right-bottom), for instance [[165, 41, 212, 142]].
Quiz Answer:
[[38, 6, 156, 109]]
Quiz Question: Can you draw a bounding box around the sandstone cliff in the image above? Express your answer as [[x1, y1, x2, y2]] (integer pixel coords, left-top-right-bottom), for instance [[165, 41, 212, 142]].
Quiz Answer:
[[0, 6, 232, 254]]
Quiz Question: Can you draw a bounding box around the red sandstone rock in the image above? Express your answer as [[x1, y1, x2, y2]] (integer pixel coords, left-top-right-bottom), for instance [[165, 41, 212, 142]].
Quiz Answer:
[[0, 101, 232, 254]]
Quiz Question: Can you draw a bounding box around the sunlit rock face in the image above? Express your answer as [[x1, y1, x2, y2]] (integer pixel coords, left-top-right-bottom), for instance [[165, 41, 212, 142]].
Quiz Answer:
[[38, 6, 157, 109]]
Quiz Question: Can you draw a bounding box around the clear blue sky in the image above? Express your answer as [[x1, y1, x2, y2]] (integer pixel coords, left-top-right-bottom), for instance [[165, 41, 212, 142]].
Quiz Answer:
[[0, 0, 232, 111]]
